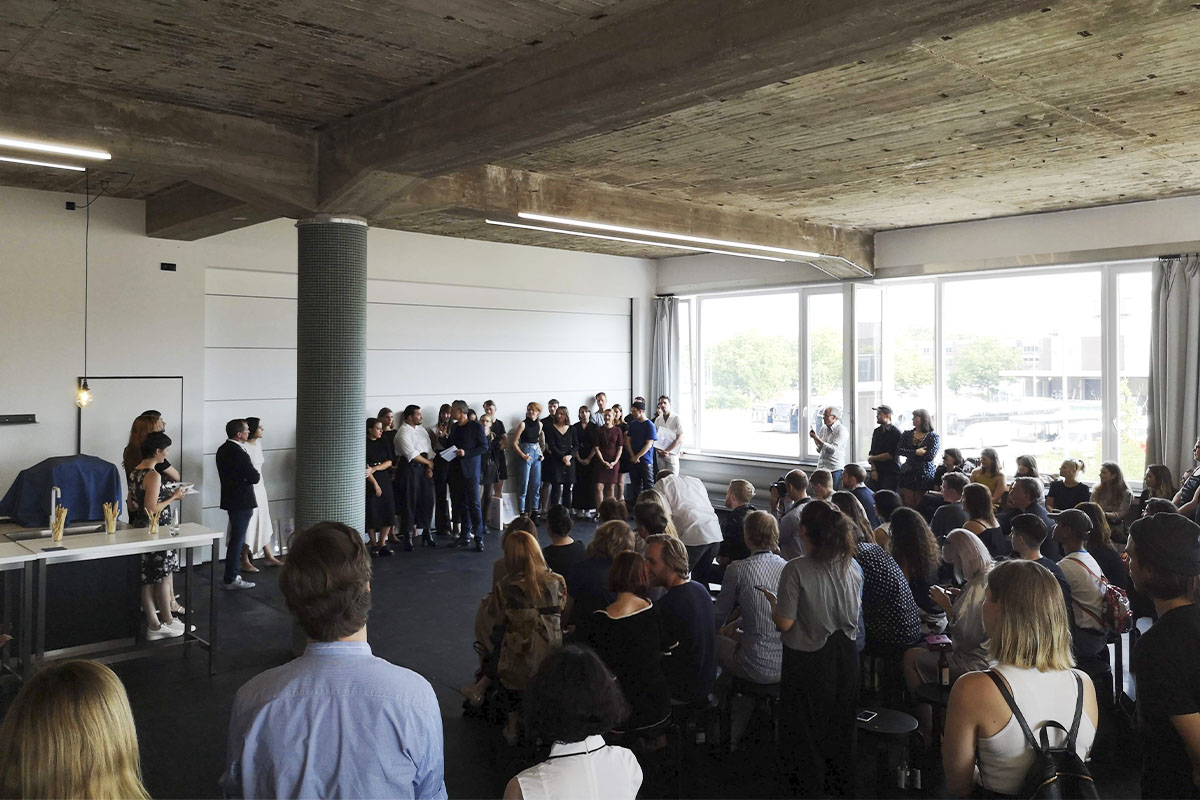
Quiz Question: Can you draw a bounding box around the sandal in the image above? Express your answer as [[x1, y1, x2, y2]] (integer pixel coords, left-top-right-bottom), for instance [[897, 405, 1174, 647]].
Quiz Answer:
[[378, 547, 394, 557], [459, 686, 485, 707]]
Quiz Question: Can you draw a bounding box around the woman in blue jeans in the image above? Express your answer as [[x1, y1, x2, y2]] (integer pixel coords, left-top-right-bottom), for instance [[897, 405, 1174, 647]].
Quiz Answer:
[[511, 402, 545, 520]]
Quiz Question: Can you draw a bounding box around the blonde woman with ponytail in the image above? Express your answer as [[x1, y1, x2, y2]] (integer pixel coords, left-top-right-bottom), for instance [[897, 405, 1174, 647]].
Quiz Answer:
[[1046, 458, 1090, 511]]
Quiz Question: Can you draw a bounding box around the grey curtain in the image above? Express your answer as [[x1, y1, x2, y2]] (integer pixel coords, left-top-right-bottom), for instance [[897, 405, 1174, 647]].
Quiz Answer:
[[1147, 254, 1200, 481], [649, 296, 680, 409]]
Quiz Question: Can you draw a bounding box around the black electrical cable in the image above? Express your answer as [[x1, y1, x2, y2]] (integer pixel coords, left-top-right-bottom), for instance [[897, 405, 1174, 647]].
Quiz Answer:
[[83, 169, 89, 379]]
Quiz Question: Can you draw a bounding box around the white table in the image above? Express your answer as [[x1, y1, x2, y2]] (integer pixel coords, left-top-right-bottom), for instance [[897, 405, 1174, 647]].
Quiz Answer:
[[0, 541, 37, 680], [18, 523, 224, 675]]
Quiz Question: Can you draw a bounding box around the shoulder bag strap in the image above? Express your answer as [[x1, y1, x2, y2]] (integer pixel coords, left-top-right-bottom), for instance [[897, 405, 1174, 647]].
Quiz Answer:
[[1066, 671, 1084, 747], [984, 670, 1043, 755]]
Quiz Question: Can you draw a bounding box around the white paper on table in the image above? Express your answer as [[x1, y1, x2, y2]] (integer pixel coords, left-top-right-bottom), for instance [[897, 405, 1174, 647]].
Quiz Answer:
[[655, 428, 677, 450], [438, 446, 459, 462]]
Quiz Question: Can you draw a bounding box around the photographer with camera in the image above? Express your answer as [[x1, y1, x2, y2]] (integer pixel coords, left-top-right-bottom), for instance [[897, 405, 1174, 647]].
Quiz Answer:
[[772, 470, 812, 561]]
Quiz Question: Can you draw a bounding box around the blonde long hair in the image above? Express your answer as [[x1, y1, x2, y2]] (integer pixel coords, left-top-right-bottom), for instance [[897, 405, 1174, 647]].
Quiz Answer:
[[0, 660, 149, 799], [986, 559, 1074, 671]]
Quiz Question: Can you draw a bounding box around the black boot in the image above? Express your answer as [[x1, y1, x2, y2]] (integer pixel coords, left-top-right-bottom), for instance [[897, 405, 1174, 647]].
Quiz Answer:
[[421, 530, 437, 548], [403, 533, 414, 552], [474, 533, 485, 552], [455, 533, 471, 548]]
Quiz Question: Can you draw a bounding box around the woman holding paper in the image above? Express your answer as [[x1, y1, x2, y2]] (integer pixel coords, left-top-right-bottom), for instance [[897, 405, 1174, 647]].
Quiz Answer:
[[126, 431, 186, 640]]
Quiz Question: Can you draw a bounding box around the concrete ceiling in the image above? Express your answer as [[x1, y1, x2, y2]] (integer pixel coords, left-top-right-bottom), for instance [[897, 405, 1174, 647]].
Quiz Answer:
[[1, 0, 1198, 273]]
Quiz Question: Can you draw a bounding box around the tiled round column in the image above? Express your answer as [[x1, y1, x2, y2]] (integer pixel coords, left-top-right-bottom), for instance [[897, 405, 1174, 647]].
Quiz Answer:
[[295, 215, 367, 532]]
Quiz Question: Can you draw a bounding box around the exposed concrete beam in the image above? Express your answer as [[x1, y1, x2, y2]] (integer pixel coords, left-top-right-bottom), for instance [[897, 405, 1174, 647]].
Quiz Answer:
[[319, 0, 1051, 203], [375, 165, 873, 274], [0, 74, 317, 214], [145, 183, 279, 241]]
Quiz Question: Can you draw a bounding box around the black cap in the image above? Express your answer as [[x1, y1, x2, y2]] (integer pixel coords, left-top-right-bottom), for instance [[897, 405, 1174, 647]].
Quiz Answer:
[[1131, 513, 1200, 576], [873, 405, 893, 415], [631, 400, 646, 410]]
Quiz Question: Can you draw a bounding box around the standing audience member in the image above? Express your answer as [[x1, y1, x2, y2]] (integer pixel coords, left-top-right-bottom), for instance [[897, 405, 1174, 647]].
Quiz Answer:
[[241, 417, 282, 570], [654, 468, 723, 576], [572, 406, 597, 520], [482, 400, 509, 517], [653, 395, 685, 475], [775, 470, 812, 560], [512, 403, 544, 521], [809, 407, 847, 489], [1047, 459, 1091, 511], [762, 500, 863, 798], [592, 408, 625, 508], [962, 483, 1006, 557], [1127, 513, 1200, 799], [542, 407, 577, 509], [942, 559, 1097, 798], [1008, 514, 1074, 624], [431, 404, 455, 537], [221, 522, 446, 799], [841, 463, 880, 527], [713, 511, 786, 684], [542, 504, 587, 578], [1053, 509, 1114, 703], [584, 552, 676, 732], [1001, 477, 1056, 559], [480, 415, 504, 533], [1173, 438, 1200, 521], [897, 408, 940, 509], [450, 400, 489, 551], [866, 405, 902, 491], [503, 646, 642, 800], [0, 660, 150, 800], [565, 520, 636, 638], [625, 400, 658, 500], [123, 410, 181, 480], [717, 479, 757, 568], [930, 473, 971, 542], [365, 417, 396, 556], [888, 508, 947, 635], [1091, 461, 1133, 543], [216, 419, 259, 590], [538, 400, 562, 513], [590, 392, 608, 426], [397, 405, 437, 548], [645, 534, 717, 704], [872, 489, 901, 547], [970, 448, 1007, 509], [128, 431, 187, 637]]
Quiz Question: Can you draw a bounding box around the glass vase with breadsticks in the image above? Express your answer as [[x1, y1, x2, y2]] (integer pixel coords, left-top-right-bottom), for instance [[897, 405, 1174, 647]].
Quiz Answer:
[[50, 505, 68, 542], [146, 508, 160, 536], [103, 502, 119, 534]]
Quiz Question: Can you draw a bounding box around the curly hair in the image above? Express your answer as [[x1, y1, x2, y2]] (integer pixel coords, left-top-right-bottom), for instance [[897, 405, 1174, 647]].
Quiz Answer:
[[524, 645, 630, 743], [888, 507, 939, 580]]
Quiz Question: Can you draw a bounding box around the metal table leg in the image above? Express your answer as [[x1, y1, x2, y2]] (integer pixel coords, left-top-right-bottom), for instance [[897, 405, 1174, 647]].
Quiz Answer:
[[20, 565, 32, 680], [183, 546, 193, 657], [209, 541, 218, 676], [35, 560, 47, 668]]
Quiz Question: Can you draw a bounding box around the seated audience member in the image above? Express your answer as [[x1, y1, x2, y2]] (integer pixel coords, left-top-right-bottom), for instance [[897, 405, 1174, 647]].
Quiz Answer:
[[494, 516, 539, 586], [584, 552, 676, 732], [1146, 497, 1182, 516], [645, 534, 717, 704], [542, 504, 587, 578], [762, 500, 862, 797], [635, 489, 678, 536], [221, 522, 445, 799], [930, 473, 971, 542], [1013, 454, 1042, 483], [942, 560, 1098, 798], [1132, 464, 1176, 521], [917, 448, 967, 519], [840, 463, 880, 527], [1009, 513, 1074, 624], [1053, 509, 1113, 706], [1173, 438, 1200, 521], [597, 497, 628, 523], [904, 530, 992, 691], [633, 500, 671, 547], [970, 447, 1007, 509], [843, 494, 922, 659], [776, 469, 812, 560], [504, 646, 642, 800], [1091, 461, 1133, 543], [962, 482, 1006, 557], [0, 660, 149, 800], [1000, 477, 1056, 559], [1127, 512, 1200, 799], [713, 510, 786, 684], [565, 520, 636, 637], [889, 508, 947, 635], [717, 479, 757, 567], [831, 490, 878, 545], [1075, 501, 1129, 590], [809, 468, 834, 501], [1046, 458, 1091, 511], [872, 489, 901, 547], [654, 468, 724, 576]]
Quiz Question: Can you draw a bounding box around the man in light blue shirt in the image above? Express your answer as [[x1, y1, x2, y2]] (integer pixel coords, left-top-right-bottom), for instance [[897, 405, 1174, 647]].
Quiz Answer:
[[220, 522, 446, 800]]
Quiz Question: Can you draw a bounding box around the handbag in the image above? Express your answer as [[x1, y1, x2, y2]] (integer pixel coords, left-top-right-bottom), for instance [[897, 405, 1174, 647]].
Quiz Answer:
[[1063, 556, 1132, 633]]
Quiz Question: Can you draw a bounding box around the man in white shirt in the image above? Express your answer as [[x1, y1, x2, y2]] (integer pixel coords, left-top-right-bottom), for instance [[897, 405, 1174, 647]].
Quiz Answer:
[[590, 391, 608, 427], [396, 405, 437, 549], [653, 395, 685, 475], [1054, 508, 1112, 696], [654, 468, 723, 579], [809, 407, 847, 489]]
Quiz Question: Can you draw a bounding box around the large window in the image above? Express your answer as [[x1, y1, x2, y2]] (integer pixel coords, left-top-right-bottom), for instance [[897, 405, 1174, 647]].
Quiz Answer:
[[698, 293, 799, 457], [804, 291, 845, 459], [1117, 271, 1151, 479]]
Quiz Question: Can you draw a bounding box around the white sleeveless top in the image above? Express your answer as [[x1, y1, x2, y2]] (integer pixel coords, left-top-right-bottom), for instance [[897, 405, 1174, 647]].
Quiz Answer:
[[515, 735, 642, 800], [975, 665, 1096, 795]]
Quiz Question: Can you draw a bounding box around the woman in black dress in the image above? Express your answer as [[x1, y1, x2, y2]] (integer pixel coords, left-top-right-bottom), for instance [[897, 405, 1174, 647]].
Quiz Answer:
[[480, 414, 504, 531], [365, 417, 396, 556], [482, 400, 508, 511], [897, 408, 940, 509], [571, 405, 597, 520], [542, 407, 578, 509], [127, 431, 186, 639], [432, 403, 454, 537]]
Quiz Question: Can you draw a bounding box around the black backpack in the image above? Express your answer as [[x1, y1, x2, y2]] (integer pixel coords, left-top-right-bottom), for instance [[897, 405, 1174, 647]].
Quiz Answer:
[[984, 671, 1098, 800]]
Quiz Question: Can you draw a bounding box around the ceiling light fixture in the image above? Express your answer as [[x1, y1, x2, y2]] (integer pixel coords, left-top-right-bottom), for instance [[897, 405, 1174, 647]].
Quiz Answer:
[[517, 212, 824, 258], [0, 154, 86, 172], [0, 136, 111, 161], [485, 219, 786, 262]]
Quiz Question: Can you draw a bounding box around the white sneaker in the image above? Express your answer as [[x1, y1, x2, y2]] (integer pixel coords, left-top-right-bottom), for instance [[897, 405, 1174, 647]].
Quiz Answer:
[[146, 623, 184, 641], [166, 618, 196, 633], [222, 576, 255, 590]]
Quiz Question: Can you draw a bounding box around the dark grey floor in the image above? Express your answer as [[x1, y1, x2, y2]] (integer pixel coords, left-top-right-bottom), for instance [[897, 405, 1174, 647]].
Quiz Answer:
[[2, 520, 1146, 799]]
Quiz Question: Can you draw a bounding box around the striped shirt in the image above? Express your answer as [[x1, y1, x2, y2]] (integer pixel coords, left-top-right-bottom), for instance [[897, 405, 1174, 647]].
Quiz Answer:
[[712, 550, 787, 683]]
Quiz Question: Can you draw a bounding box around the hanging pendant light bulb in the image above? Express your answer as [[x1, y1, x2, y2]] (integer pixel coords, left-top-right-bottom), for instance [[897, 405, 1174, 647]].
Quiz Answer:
[[76, 378, 92, 408], [76, 170, 94, 409]]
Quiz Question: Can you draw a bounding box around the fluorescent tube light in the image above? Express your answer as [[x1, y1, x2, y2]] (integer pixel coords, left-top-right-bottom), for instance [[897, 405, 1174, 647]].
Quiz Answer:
[[0, 136, 111, 160], [517, 212, 824, 258], [485, 219, 786, 262], [0, 154, 86, 172]]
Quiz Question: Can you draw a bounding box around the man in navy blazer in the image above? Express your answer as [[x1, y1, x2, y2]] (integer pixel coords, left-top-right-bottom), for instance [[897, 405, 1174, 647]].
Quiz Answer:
[[449, 400, 488, 552], [216, 419, 260, 589]]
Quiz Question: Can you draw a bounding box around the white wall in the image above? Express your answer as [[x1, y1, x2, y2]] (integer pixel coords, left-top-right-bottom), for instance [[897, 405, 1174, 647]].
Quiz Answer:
[[0, 185, 656, 531]]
